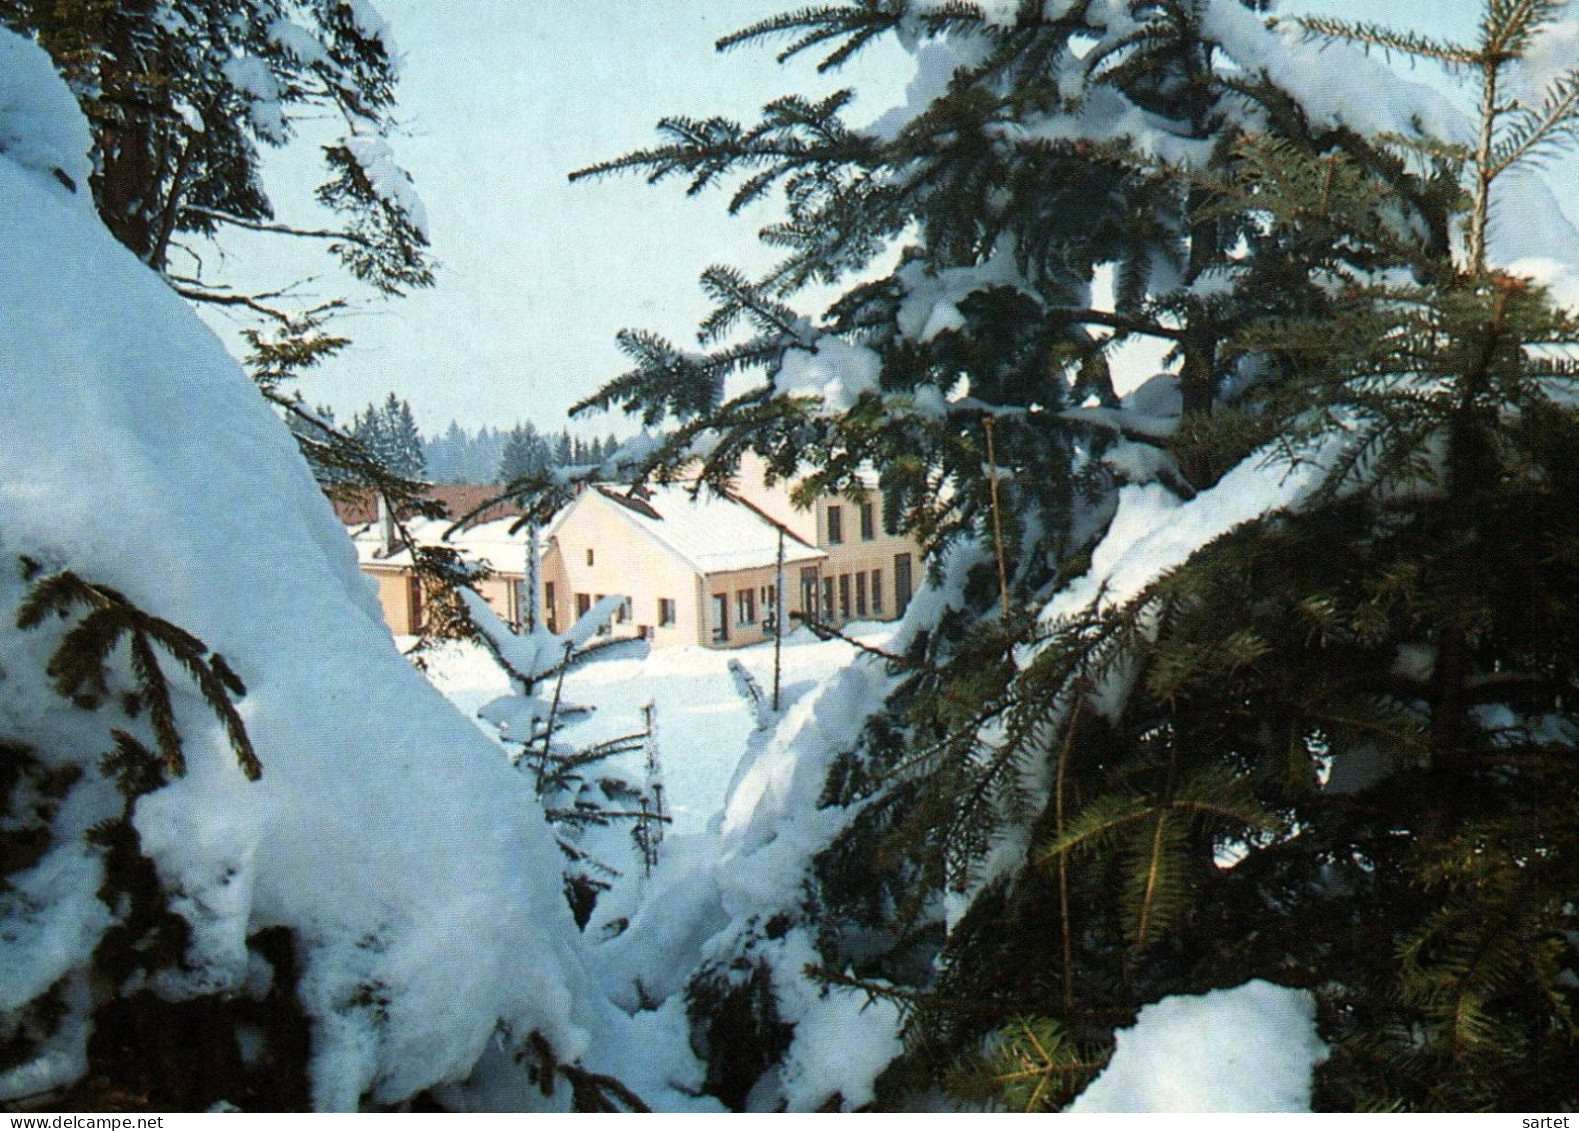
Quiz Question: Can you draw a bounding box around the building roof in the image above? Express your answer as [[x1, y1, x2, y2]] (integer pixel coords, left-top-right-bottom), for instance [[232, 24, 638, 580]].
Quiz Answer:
[[332, 484, 526, 527], [584, 483, 825, 576], [347, 480, 822, 580], [351, 508, 575, 570]]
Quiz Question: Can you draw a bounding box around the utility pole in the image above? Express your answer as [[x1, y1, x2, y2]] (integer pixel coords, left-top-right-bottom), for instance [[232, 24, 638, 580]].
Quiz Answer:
[[773, 524, 786, 711], [983, 415, 1011, 622]]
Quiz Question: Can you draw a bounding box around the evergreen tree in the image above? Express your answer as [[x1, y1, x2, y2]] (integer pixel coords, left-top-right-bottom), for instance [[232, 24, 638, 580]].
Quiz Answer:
[[572, 0, 1578, 1111], [497, 422, 548, 483], [424, 420, 468, 483], [347, 392, 424, 479], [386, 393, 425, 478], [349, 403, 389, 466], [1001, 5, 1579, 1109], [473, 426, 503, 482]]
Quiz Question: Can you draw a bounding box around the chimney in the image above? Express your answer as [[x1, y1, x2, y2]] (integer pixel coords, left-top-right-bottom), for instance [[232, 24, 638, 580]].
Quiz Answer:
[[377, 492, 397, 556]]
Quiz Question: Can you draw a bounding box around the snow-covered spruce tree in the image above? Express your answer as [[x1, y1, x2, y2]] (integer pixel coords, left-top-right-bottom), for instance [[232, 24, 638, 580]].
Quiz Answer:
[[0, 30, 614, 1112], [572, 0, 1571, 1111], [459, 590, 671, 931], [350, 392, 425, 479], [497, 423, 551, 484], [999, 5, 1579, 1110]]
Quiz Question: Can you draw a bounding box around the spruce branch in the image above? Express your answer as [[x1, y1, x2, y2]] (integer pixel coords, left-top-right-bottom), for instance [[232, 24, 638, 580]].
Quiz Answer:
[[1291, 17, 1478, 67], [17, 568, 261, 780], [1490, 69, 1579, 175]]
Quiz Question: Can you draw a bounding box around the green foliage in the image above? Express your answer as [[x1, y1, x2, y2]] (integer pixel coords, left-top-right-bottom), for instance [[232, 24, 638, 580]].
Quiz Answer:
[[686, 953, 796, 1111], [575, 0, 1579, 1111], [1, 562, 312, 1110], [18, 568, 259, 780], [243, 306, 351, 398], [962, 1016, 1107, 1113]]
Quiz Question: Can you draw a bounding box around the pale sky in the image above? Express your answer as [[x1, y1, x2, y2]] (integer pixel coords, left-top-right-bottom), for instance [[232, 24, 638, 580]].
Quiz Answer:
[[206, 1, 1565, 435]]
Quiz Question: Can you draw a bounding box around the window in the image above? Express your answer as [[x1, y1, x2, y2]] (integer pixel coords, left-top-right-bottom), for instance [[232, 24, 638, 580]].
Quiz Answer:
[[871, 569, 882, 614], [544, 581, 557, 632], [658, 597, 676, 627], [855, 571, 867, 618], [860, 502, 875, 541], [737, 588, 756, 625], [575, 592, 591, 618], [586, 547, 595, 567], [826, 504, 843, 544], [802, 568, 820, 621], [712, 593, 730, 643], [839, 574, 851, 620], [616, 597, 631, 624], [823, 577, 835, 621]]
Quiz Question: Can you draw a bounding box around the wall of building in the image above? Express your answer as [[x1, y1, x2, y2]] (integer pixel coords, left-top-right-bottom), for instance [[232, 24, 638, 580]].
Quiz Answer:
[[542, 494, 707, 646], [474, 574, 521, 628], [814, 496, 919, 624], [729, 452, 923, 628], [698, 562, 805, 649], [352, 463, 924, 647], [367, 567, 421, 636]]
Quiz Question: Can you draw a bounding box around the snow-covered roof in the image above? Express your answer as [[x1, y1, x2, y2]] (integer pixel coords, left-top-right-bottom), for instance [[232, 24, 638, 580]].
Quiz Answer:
[[349, 509, 570, 575], [349, 481, 820, 580], [582, 483, 826, 576]]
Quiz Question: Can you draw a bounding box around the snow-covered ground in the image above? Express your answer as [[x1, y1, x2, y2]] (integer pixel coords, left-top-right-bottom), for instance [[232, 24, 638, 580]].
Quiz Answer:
[[412, 622, 898, 835]]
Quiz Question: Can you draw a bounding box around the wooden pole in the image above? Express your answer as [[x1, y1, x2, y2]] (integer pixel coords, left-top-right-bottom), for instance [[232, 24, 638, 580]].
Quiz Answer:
[[524, 522, 540, 633], [773, 525, 785, 711], [983, 415, 1011, 622], [538, 640, 574, 791]]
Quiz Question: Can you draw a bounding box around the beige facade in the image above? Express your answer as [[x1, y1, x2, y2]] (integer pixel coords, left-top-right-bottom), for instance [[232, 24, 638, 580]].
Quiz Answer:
[[348, 462, 924, 648], [365, 565, 424, 636], [728, 453, 921, 628], [540, 494, 704, 646], [540, 486, 825, 649]]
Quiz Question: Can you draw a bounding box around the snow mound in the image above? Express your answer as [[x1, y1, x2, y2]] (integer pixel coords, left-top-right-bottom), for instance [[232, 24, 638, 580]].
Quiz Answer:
[[0, 43, 592, 1109], [1070, 981, 1327, 1113], [1044, 446, 1325, 623], [0, 30, 93, 195], [776, 338, 883, 413]]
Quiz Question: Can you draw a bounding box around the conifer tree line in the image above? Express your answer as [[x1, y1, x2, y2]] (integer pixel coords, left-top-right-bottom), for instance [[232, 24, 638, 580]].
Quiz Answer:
[[422, 417, 622, 485], [348, 393, 425, 479], [575, 0, 1579, 1111], [290, 391, 625, 489]]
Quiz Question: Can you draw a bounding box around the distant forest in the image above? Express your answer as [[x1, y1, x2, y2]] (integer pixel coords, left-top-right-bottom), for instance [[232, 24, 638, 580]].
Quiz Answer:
[[424, 418, 623, 485], [299, 394, 623, 485]]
